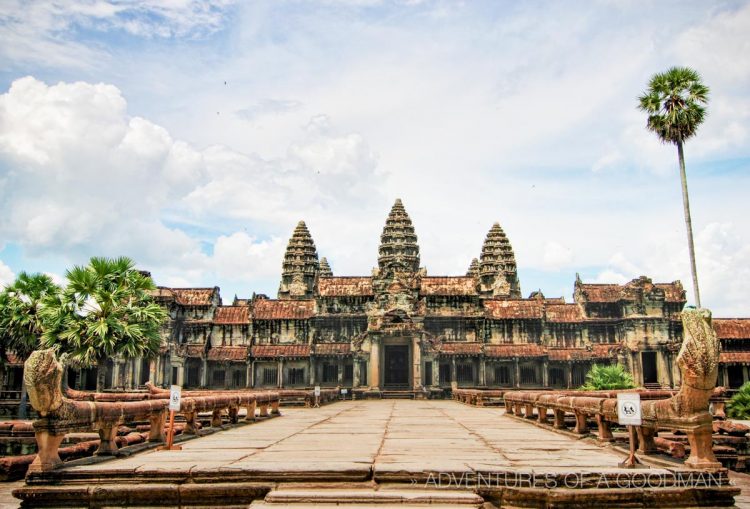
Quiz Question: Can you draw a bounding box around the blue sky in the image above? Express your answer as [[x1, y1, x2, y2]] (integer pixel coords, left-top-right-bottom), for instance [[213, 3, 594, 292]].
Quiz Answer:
[[0, 1, 748, 315]]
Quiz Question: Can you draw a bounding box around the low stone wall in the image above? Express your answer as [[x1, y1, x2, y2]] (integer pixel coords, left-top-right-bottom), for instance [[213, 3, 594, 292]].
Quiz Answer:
[[452, 389, 506, 407], [23, 349, 281, 473], [505, 308, 724, 471]]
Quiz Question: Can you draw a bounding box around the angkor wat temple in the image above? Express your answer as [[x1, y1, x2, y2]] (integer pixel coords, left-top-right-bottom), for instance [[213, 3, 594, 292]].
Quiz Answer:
[[60, 199, 750, 395]]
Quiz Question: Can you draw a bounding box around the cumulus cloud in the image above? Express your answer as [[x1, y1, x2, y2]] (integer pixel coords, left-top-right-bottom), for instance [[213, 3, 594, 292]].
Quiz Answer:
[[593, 223, 750, 316], [0, 260, 14, 288], [0, 76, 384, 298]]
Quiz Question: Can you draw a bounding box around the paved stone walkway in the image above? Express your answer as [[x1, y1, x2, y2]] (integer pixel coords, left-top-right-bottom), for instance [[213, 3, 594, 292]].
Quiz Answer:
[[63, 400, 667, 479]]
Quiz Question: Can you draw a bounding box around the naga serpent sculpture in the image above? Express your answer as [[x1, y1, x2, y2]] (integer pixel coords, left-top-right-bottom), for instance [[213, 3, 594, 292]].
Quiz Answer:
[[638, 307, 721, 468], [504, 308, 722, 469]]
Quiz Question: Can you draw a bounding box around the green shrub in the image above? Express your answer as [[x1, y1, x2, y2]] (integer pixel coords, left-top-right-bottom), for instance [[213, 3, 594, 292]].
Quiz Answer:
[[580, 363, 635, 391], [727, 383, 750, 420]]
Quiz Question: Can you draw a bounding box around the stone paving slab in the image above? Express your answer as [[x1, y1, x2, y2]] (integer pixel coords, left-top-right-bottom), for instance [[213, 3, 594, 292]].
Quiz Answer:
[[59, 399, 672, 481]]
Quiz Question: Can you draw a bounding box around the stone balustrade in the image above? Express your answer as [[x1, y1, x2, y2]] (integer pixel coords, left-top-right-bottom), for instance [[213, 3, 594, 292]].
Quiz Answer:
[[23, 349, 280, 473], [503, 308, 723, 471], [452, 388, 506, 407]]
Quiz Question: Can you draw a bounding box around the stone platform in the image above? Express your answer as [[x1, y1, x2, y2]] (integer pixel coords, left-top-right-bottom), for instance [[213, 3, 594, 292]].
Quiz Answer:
[[14, 400, 739, 507]]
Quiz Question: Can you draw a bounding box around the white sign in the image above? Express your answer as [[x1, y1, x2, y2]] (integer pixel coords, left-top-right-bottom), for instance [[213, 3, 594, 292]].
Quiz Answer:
[[314, 386, 321, 397], [169, 385, 182, 411], [341, 389, 348, 395], [617, 393, 642, 426]]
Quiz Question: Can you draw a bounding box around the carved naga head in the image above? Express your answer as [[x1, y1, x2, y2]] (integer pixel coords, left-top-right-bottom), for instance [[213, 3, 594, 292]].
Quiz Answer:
[[23, 349, 64, 417], [677, 308, 719, 391]]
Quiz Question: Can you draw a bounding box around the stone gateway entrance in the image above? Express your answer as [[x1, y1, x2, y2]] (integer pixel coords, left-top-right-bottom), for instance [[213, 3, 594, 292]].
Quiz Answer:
[[384, 345, 409, 387]]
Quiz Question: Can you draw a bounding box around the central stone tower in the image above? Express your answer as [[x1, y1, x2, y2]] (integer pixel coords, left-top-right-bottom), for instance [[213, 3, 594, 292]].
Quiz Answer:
[[377, 198, 420, 275]]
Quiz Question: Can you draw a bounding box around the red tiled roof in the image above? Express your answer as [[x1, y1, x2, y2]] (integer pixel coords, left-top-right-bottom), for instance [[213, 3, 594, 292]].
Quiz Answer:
[[420, 277, 477, 296], [577, 281, 685, 304], [714, 319, 750, 340], [151, 287, 175, 301], [177, 344, 205, 358], [577, 284, 623, 303], [318, 277, 373, 297], [213, 306, 250, 324], [547, 348, 596, 361], [439, 342, 482, 355], [171, 288, 217, 306], [484, 344, 546, 358], [314, 343, 351, 355], [654, 283, 686, 303], [251, 344, 312, 358], [592, 344, 618, 358], [545, 304, 583, 322], [484, 300, 543, 319], [720, 352, 750, 364], [253, 299, 315, 319], [207, 346, 248, 362]]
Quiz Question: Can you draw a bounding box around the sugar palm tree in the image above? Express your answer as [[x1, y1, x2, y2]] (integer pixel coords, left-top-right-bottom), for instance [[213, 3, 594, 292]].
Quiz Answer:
[[638, 67, 709, 307], [0, 272, 61, 417], [41, 257, 167, 391]]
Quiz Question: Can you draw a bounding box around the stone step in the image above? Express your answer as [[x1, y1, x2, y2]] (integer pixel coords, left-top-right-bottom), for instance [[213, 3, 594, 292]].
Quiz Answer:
[[251, 504, 481, 508], [260, 488, 484, 506]]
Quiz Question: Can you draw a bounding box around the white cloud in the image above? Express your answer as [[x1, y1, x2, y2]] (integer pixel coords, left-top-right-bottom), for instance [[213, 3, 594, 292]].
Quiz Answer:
[[0, 1, 237, 70], [0, 260, 14, 288], [1, 3, 749, 316], [593, 223, 750, 316], [541, 241, 574, 270]]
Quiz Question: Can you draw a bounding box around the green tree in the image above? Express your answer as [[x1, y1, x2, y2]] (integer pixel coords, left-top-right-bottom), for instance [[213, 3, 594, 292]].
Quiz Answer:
[[580, 363, 636, 391], [638, 67, 709, 307], [0, 272, 61, 417], [0, 272, 60, 360], [41, 257, 167, 391], [727, 383, 750, 420]]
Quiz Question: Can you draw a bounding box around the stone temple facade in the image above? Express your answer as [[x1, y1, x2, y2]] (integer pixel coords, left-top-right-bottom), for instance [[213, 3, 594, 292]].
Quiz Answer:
[[60, 199, 750, 394]]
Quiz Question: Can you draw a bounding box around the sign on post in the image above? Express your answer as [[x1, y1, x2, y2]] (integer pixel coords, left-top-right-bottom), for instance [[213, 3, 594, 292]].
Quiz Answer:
[[159, 385, 182, 451], [169, 385, 182, 411], [617, 393, 642, 426], [313, 385, 321, 408]]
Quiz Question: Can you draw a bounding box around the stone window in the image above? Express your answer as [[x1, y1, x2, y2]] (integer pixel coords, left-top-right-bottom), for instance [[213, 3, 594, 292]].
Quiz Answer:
[[549, 367, 565, 387], [439, 363, 451, 384], [287, 367, 306, 386], [520, 365, 537, 385], [456, 363, 474, 384], [231, 370, 246, 388], [424, 361, 433, 386], [343, 363, 353, 383], [494, 365, 510, 386], [572, 365, 587, 387], [212, 370, 225, 386], [262, 367, 278, 386], [322, 363, 338, 384]]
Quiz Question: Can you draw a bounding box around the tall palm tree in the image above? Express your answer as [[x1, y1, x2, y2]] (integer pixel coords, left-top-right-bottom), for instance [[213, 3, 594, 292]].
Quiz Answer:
[[638, 67, 709, 307], [0, 272, 60, 417], [41, 257, 167, 391]]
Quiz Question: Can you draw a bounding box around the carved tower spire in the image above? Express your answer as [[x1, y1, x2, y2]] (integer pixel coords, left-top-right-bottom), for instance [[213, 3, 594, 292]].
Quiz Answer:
[[278, 220, 319, 299], [466, 258, 479, 277], [478, 222, 521, 298], [377, 198, 420, 274], [319, 257, 333, 277]]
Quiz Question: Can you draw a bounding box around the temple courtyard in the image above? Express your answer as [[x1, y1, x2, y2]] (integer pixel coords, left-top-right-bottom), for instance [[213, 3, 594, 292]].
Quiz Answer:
[[11, 399, 744, 507]]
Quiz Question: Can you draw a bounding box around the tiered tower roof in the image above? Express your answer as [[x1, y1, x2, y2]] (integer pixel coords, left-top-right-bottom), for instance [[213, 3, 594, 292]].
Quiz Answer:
[[319, 257, 333, 277], [378, 199, 420, 273], [479, 222, 521, 297], [281, 221, 319, 279], [466, 258, 479, 277]]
